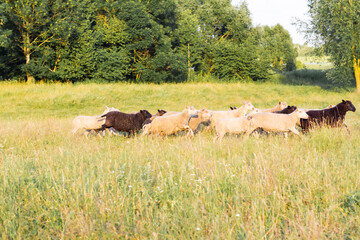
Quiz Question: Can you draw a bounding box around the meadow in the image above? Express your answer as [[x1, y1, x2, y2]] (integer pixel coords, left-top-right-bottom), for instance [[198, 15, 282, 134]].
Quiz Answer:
[[0, 80, 360, 239]]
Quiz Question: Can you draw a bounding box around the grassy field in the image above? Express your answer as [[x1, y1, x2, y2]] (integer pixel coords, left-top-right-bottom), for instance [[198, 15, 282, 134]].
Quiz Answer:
[[0, 81, 360, 239]]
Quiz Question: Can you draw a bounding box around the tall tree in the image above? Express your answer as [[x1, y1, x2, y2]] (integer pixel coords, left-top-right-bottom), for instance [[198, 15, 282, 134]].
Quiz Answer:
[[307, 0, 360, 90]]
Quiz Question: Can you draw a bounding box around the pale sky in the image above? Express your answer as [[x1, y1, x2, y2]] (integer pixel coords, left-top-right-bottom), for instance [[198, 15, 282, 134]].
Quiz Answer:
[[231, 0, 309, 45]]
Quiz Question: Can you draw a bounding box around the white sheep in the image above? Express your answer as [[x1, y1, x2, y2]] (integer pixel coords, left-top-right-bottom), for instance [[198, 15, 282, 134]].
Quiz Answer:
[[208, 101, 254, 129], [245, 108, 309, 137], [299, 104, 336, 112], [214, 107, 263, 141], [72, 106, 120, 138], [161, 106, 197, 117], [246, 107, 262, 116], [214, 116, 251, 142], [261, 101, 288, 113], [142, 106, 198, 136]]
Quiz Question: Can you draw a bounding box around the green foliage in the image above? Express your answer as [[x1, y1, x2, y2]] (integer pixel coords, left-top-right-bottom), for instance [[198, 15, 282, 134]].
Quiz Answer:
[[275, 69, 343, 90], [307, 0, 360, 88], [262, 24, 297, 72], [212, 38, 271, 81], [0, 0, 298, 83]]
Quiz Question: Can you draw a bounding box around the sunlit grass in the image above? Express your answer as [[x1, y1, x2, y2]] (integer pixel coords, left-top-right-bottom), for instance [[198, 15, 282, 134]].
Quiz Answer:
[[0, 82, 359, 238]]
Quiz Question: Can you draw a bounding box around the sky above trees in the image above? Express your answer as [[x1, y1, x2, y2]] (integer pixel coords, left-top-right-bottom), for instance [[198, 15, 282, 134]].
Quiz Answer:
[[232, 0, 309, 45]]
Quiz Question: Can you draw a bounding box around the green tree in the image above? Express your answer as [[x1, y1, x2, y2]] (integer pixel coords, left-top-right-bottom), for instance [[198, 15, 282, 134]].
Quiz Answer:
[[54, 2, 130, 82], [173, 7, 204, 80], [263, 24, 297, 72], [0, 0, 82, 83], [307, 0, 360, 90], [212, 30, 271, 81]]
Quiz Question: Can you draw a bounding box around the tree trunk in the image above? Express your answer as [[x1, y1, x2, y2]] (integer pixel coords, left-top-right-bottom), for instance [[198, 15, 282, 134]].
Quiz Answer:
[[353, 57, 360, 92], [188, 43, 191, 81], [24, 33, 34, 83]]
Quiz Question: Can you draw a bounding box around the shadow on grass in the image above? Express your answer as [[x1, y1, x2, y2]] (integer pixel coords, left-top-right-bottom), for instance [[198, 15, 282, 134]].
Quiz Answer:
[[276, 69, 337, 90]]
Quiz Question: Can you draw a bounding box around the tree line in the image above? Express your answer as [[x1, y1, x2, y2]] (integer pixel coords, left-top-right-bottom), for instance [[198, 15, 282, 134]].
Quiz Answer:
[[0, 0, 297, 83]]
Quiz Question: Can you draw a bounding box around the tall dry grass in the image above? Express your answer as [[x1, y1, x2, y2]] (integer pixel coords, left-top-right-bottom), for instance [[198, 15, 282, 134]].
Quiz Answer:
[[0, 82, 359, 239]]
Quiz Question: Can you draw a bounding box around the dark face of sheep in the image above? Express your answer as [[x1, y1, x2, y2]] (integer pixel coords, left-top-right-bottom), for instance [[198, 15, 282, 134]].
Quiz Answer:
[[140, 110, 152, 120], [156, 109, 167, 116], [288, 106, 297, 112], [343, 100, 356, 112]]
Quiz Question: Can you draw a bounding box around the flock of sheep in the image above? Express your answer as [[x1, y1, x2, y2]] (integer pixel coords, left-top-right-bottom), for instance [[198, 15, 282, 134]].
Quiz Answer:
[[72, 100, 356, 141]]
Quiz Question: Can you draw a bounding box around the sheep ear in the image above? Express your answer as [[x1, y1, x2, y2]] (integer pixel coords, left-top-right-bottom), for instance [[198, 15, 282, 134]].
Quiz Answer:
[[342, 99, 346, 103]]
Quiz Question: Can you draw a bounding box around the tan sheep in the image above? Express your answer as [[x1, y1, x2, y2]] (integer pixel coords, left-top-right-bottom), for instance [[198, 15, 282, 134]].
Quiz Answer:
[[188, 109, 212, 132], [142, 106, 198, 136], [72, 106, 120, 138], [261, 101, 288, 113], [245, 108, 309, 137]]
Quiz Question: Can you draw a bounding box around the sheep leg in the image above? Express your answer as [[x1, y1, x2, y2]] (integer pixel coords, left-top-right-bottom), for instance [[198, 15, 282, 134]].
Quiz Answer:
[[185, 126, 194, 137], [71, 127, 79, 135], [343, 123, 351, 135], [284, 132, 288, 139], [128, 130, 136, 138], [244, 127, 256, 136], [84, 130, 90, 139], [214, 132, 224, 143], [105, 128, 116, 136], [100, 124, 114, 137], [205, 124, 213, 132], [289, 127, 300, 136], [96, 130, 104, 138], [252, 130, 260, 138], [112, 128, 121, 136]]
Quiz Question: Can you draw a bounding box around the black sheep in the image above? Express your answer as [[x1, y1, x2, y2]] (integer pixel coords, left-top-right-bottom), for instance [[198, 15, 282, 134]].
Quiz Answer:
[[274, 105, 297, 114], [101, 110, 152, 136], [300, 100, 356, 132]]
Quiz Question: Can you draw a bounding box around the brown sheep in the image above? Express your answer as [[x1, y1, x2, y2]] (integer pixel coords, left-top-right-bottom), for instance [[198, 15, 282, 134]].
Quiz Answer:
[[101, 110, 152, 137]]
